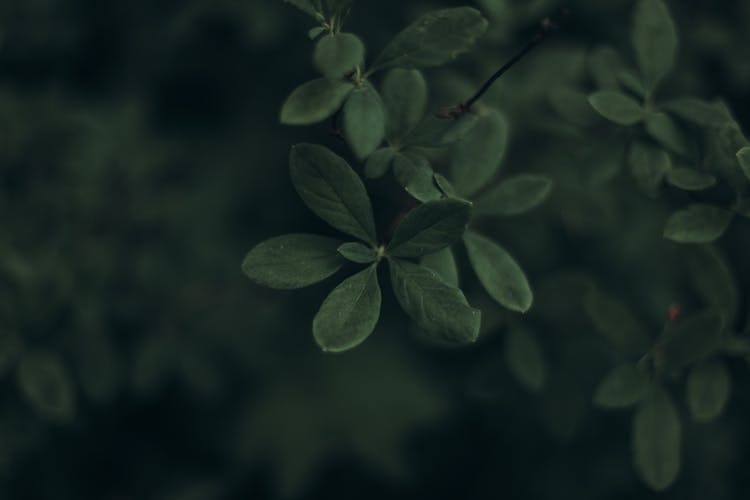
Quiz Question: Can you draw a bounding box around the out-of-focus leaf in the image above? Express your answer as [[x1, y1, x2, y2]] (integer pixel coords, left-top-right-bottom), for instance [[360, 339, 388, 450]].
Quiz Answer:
[[686, 360, 731, 423], [474, 174, 553, 216], [633, 384, 681, 491], [364, 147, 395, 178], [593, 364, 648, 409], [280, 79, 354, 125], [632, 0, 678, 93], [313, 33, 365, 79], [504, 326, 545, 391], [382, 69, 427, 139], [584, 288, 651, 353], [665, 168, 716, 191], [449, 109, 508, 196], [628, 141, 671, 197], [588, 91, 645, 126], [660, 310, 724, 370], [665, 98, 731, 127], [663, 204, 732, 243], [687, 246, 738, 323], [17, 351, 76, 421], [645, 112, 691, 157], [404, 112, 480, 147], [737, 147, 750, 181]]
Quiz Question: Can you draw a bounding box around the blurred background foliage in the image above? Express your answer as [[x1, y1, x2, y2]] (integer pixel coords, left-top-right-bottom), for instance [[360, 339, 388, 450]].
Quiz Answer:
[[1, 0, 749, 498]]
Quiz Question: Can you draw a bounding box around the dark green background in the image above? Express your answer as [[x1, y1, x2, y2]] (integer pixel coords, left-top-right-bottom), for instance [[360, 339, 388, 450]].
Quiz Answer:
[[1, 0, 749, 498]]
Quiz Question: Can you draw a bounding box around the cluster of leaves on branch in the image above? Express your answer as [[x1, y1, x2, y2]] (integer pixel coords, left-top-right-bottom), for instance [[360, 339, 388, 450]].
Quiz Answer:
[[243, 0, 550, 352], [242, 0, 750, 494]]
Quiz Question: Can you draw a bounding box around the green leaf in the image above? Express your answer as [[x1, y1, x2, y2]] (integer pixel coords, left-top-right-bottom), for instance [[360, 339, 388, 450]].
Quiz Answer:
[[474, 174, 553, 217], [588, 90, 646, 126], [343, 83, 386, 159], [686, 360, 731, 423], [382, 69, 427, 139], [0, 330, 23, 379], [284, 0, 324, 20], [504, 326, 546, 391], [312, 265, 381, 352], [663, 204, 732, 243], [337, 242, 377, 263], [688, 247, 738, 324], [389, 259, 480, 343], [665, 168, 716, 191], [433, 173, 460, 199], [17, 351, 76, 420], [628, 141, 671, 197], [593, 364, 648, 409], [392, 153, 442, 202], [631, 0, 678, 93], [280, 78, 354, 125], [370, 7, 488, 72], [737, 147, 750, 181], [587, 46, 626, 90], [387, 198, 472, 258], [660, 310, 724, 370], [645, 112, 691, 157], [633, 384, 681, 491], [363, 147, 395, 179], [289, 144, 377, 244], [583, 288, 651, 353], [420, 247, 458, 288], [242, 234, 344, 289], [664, 98, 730, 127], [547, 87, 599, 127], [449, 110, 508, 196], [308, 26, 327, 40], [404, 112, 480, 147], [313, 33, 365, 79], [463, 231, 533, 313]]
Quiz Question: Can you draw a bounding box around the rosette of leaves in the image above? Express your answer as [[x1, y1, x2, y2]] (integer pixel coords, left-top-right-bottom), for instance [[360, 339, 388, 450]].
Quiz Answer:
[[585, 247, 744, 490], [242, 144, 480, 352], [579, 0, 750, 244], [279, 3, 488, 161]]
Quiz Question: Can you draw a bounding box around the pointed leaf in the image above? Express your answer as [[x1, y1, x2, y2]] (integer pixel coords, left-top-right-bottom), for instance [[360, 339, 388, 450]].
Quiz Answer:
[[645, 112, 691, 157], [433, 173, 460, 199], [633, 384, 681, 491], [660, 310, 724, 370], [505, 326, 546, 391], [632, 0, 678, 93], [588, 91, 646, 126], [420, 247, 459, 288], [387, 198, 472, 258], [290, 144, 377, 244], [389, 259, 480, 343], [382, 69, 427, 139], [343, 83, 386, 159], [313, 33, 365, 79], [474, 174, 553, 217], [688, 247, 738, 324], [337, 242, 377, 263], [450, 110, 509, 196], [464, 231, 533, 313], [392, 153, 442, 202], [593, 364, 648, 409], [242, 234, 344, 289], [313, 265, 381, 352], [17, 351, 76, 420], [364, 147, 395, 179], [370, 7, 488, 72], [280, 79, 354, 125], [665, 168, 716, 191], [665, 98, 730, 127], [663, 204, 732, 243], [686, 360, 730, 423], [583, 288, 651, 353]]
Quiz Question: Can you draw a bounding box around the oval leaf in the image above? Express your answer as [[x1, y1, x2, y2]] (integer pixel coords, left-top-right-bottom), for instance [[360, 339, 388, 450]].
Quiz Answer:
[[660, 310, 724, 370], [387, 198, 472, 258], [464, 231, 533, 313], [392, 153, 442, 202], [632, 0, 678, 93], [364, 147, 395, 179], [665, 98, 730, 127], [645, 112, 691, 157], [17, 351, 76, 420], [337, 242, 377, 264], [404, 112, 480, 147], [420, 247, 459, 288], [633, 384, 681, 491], [665, 167, 716, 191], [505, 326, 546, 391], [474, 174, 553, 217], [628, 141, 671, 197], [663, 204, 732, 243], [593, 364, 648, 409], [242, 234, 343, 289], [280, 78, 354, 125], [313, 33, 365, 79], [389, 259, 480, 343], [686, 360, 731, 423], [382, 68, 427, 139], [370, 7, 488, 72], [450, 110, 509, 196], [343, 83, 386, 159], [588, 90, 645, 126], [313, 265, 381, 352], [583, 288, 651, 353], [289, 144, 377, 244]]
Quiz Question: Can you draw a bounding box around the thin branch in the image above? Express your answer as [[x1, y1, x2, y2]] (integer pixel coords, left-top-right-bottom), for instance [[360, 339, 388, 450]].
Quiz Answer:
[[437, 8, 569, 119]]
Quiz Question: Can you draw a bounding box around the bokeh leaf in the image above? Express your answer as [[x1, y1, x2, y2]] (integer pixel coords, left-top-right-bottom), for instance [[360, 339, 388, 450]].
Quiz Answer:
[[17, 351, 76, 421], [280, 78, 354, 125], [504, 326, 545, 391], [633, 384, 681, 491], [663, 204, 732, 243], [660, 310, 724, 370], [474, 174, 553, 216], [588, 90, 645, 126], [665, 168, 716, 191], [584, 288, 651, 353], [382, 69, 427, 139], [686, 360, 730, 423], [632, 0, 678, 93], [449, 109, 508, 196], [593, 364, 648, 409]]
